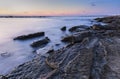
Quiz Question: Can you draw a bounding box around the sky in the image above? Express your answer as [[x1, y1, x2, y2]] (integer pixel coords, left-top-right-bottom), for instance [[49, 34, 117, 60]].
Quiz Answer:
[[0, 0, 120, 16]]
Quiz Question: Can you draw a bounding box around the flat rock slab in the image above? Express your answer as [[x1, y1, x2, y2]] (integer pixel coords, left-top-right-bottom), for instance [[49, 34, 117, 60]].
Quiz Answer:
[[14, 32, 45, 40]]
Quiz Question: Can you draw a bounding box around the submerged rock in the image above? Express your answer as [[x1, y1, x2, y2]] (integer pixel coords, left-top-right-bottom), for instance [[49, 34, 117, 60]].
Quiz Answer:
[[14, 32, 45, 40], [30, 37, 50, 48], [0, 52, 11, 58]]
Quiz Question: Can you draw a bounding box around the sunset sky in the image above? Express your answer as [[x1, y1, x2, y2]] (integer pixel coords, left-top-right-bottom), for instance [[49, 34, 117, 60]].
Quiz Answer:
[[0, 0, 120, 16]]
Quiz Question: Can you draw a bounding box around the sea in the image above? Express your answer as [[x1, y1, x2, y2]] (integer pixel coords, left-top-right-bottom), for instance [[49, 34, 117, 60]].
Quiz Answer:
[[0, 16, 103, 75]]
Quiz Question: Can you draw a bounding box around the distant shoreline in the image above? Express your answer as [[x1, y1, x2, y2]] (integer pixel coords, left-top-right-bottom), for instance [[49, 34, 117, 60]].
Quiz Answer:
[[0, 16, 51, 18], [0, 15, 109, 18]]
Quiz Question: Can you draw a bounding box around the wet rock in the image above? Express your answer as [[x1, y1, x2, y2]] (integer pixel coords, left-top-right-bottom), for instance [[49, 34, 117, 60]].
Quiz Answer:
[[30, 37, 50, 48], [69, 25, 89, 32], [14, 32, 45, 40], [61, 26, 66, 31]]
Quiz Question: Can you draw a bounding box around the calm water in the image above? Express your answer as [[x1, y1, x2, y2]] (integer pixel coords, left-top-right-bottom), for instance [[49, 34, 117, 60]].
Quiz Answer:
[[0, 16, 99, 75]]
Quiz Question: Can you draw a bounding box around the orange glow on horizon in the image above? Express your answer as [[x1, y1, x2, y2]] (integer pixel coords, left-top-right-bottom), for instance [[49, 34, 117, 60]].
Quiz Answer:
[[0, 7, 91, 16], [0, 8, 110, 16]]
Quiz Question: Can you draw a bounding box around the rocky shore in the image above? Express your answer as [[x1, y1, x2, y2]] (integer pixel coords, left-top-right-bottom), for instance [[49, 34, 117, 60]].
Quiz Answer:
[[1, 15, 120, 79]]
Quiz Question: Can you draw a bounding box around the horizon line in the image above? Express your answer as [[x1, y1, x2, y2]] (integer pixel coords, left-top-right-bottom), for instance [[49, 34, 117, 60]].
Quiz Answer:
[[0, 14, 111, 17]]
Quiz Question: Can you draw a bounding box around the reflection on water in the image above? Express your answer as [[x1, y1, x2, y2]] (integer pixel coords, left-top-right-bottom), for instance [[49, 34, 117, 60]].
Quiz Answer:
[[0, 16, 98, 75]]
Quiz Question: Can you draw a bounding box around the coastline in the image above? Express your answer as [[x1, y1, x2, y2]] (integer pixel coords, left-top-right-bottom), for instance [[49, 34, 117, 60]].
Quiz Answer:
[[1, 15, 120, 79]]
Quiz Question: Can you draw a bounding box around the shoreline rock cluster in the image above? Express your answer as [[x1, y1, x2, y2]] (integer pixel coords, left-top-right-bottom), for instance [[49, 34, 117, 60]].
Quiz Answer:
[[2, 15, 120, 79], [13, 32, 51, 48]]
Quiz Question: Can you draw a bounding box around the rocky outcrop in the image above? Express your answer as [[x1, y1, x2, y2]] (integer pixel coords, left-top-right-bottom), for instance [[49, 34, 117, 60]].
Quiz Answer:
[[14, 32, 45, 40], [6, 16, 120, 79]]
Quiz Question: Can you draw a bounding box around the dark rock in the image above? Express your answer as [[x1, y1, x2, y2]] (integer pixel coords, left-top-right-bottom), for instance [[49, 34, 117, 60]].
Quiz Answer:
[[69, 25, 89, 32], [61, 26, 66, 31], [30, 37, 50, 48], [14, 32, 45, 40]]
